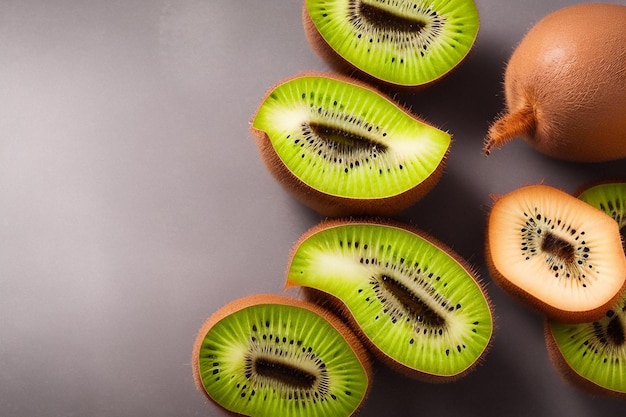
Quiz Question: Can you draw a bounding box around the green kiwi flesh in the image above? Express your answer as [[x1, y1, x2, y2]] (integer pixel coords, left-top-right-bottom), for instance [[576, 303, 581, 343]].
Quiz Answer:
[[545, 294, 626, 398], [192, 294, 371, 417], [303, 0, 480, 87], [577, 181, 626, 252], [542, 181, 626, 397], [485, 184, 626, 323], [285, 219, 493, 381], [251, 73, 450, 216]]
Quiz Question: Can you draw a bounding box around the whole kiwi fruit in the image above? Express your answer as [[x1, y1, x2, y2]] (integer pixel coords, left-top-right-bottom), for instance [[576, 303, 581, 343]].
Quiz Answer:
[[192, 293, 372, 417], [485, 184, 626, 323], [483, 3, 626, 162], [302, 0, 480, 88], [285, 218, 494, 381], [250, 72, 450, 217]]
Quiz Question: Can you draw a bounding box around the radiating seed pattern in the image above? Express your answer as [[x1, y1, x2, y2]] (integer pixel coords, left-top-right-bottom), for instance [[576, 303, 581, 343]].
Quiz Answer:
[[520, 207, 593, 284]]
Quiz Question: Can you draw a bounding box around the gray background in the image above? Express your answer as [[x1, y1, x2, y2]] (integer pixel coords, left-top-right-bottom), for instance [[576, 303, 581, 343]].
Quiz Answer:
[[1, 1, 625, 416]]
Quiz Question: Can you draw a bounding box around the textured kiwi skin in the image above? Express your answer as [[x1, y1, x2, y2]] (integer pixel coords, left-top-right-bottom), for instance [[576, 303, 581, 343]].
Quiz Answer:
[[250, 71, 449, 217], [285, 217, 494, 382], [484, 3, 626, 161], [485, 184, 626, 324], [544, 312, 626, 399], [191, 293, 373, 416], [302, 1, 479, 89]]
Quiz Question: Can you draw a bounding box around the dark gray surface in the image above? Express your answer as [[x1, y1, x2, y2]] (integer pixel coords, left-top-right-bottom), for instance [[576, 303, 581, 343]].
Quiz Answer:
[[1, 1, 625, 416]]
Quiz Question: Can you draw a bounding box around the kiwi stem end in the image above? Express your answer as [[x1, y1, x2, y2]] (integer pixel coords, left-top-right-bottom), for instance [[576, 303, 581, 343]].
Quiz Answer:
[[483, 105, 536, 156]]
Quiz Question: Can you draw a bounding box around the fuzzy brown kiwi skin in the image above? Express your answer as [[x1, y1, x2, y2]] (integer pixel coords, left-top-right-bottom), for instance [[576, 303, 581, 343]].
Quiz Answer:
[[483, 3, 626, 162], [302, 3, 476, 91], [285, 217, 495, 382], [191, 293, 373, 414], [543, 317, 626, 399], [250, 71, 449, 218], [484, 189, 626, 324]]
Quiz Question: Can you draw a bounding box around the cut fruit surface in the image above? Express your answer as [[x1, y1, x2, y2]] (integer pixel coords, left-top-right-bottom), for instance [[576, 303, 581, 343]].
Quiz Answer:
[[545, 293, 626, 398], [250, 72, 450, 216], [577, 181, 626, 251], [192, 294, 371, 417], [286, 219, 493, 380], [303, 0, 480, 87], [486, 184, 626, 323]]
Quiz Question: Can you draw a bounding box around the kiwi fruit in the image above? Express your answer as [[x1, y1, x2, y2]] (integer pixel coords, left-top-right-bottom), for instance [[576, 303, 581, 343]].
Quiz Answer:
[[577, 181, 626, 252], [542, 181, 626, 398], [545, 295, 626, 398], [485, 184, 626, 323], [250, 72, 451, 217], [285, 218, 493, 381], [192, 293, 372, 417], [483, 3, 626, 162], [302, 0, 480, 88]]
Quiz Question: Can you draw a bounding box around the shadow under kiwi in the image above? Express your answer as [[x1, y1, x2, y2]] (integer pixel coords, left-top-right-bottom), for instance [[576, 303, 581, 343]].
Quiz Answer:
[[377, 36, 511, 141]]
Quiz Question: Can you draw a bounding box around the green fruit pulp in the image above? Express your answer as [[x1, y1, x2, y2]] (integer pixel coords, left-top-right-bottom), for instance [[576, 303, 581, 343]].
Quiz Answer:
[[306, 0, 480, 86], [548, 296, 626, 395], [196, 303, 369, 417], [252, 75, 450, 198], [546, 181, 626, 395], [578, 182, 626, 234], [287, 222, 493, 378]]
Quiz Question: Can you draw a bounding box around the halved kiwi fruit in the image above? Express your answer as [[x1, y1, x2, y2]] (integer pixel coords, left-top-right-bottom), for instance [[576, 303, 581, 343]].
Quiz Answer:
[[485, 184, 626, 323], [285, 218, 493, 381], [302, 0, 480, 88], [192, 294, 372, 417], [545, 280, 626, 398], [250, 72, 451, 217], [542, 180, 626, 398], [577, 181, 626, 252]]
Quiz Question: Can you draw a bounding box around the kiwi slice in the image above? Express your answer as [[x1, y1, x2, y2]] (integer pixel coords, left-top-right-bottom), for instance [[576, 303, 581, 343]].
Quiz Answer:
[[577, 181, 626, 252], [285, 218, 493, 381], [485, 184, 626, 323], [545, 294, 626, 398], [192, 294, 372, 417], [543, 181, 626, 398], [302, 0, 480, 87], [250, 72, 451, 217]]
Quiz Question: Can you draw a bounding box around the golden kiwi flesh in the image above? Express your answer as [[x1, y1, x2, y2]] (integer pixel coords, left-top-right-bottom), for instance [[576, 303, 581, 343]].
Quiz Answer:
[[485, 184, 626, 323]]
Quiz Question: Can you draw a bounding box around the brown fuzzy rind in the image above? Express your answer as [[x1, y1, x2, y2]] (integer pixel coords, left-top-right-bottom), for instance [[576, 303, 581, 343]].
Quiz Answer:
[[250, 71, 450, 217], [543, 319, 626, 399], [285, 217, 494, 382], [191, 293, 373, 415]]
